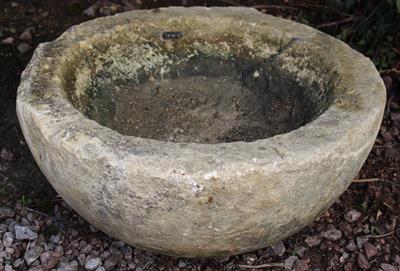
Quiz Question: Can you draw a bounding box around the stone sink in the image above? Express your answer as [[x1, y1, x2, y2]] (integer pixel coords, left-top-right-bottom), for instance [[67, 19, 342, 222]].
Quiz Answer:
[[17, 7, 386, 257]]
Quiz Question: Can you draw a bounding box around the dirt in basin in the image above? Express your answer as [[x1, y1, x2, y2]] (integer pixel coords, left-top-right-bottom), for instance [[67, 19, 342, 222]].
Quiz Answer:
[[84, 56, 332, 143]]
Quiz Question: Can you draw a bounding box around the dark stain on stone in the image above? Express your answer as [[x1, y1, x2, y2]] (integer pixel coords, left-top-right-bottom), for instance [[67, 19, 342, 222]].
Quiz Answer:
[[162, 31, 183, 40]]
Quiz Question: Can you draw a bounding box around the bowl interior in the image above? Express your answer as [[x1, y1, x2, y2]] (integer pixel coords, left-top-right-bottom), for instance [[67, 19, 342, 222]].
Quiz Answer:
[[63, 21, 335, 143]]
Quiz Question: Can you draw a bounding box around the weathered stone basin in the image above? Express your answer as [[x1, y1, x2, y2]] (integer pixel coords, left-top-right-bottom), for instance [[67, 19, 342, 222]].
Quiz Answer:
[[17, 7, 385, 257]]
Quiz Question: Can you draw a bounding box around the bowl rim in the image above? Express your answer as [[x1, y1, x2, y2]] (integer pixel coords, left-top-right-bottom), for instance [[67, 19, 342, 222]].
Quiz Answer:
[[17, 6, 386, 169]]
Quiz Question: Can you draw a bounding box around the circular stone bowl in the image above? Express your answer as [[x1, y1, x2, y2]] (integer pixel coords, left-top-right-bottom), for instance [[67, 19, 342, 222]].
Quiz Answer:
[[17, 7, 385, 257]]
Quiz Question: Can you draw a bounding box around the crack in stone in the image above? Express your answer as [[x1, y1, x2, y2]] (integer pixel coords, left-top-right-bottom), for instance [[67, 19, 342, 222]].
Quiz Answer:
[[264, 37, 303, 65]]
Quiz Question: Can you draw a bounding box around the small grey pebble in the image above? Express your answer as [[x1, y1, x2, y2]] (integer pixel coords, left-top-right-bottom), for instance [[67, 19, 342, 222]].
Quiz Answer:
[[346, 240, 357, 252], [20, 217, 31, 226], [363, 242, 378, 259], [178, 259, 186, 268], [111, 241, 124, 248], [40, 251, 52, 264], [356, 237, 369, 249], [344, 209, 362, 223], [13, 258, 23, 267], [15, 225, 37, 240], [89, 225, 99, 233], [27, 212, 34, 222], [1, 37, 14, 44], [103, 255, 119, 270], [293, 259, 308, 271], [7, 221, 16, 232], [19, 29, 32, 40], [24, 246, 44, 265], [20, 217, 30, 226], [57, 260, 78, 271], [50, 234, 61, 244], [380, 263, 398, 271], [17, 43, 31, 54], [0, 223, 8, 233], [305, 235, 321, 247], [339, 252, 349, 263], [321, 228, 342, 241], [0, 149, 15, 162], [295, 246, 306, 258], [357, 253, 370, 270], [81, 244, 92, 254], [85, 257, 101, 270], [5, 247, 14, 255], [31, 259, 41, 267], [3, 232, 13, 247], [285, 256, 298, 270], [271, 241, 286, 256], [82, 5, 97, 17], [77, 254, 86, 266], [0, 208, 15, 219]]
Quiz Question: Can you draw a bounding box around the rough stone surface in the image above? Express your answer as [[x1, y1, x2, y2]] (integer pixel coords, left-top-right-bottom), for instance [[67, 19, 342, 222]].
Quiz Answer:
[[103, 255, 118, 270], [322, 228, 343, 241], [1, 37, 14, 44], [85, 257, 101, 270], [57, 260, 78, 271], [346, 240, 358, 252], [364, 242, 378, 259], [285, 256, 298, 270], [14, 225, 38, 240], [0, 148, 15, 162], [357, 237, 370, 249], [294, 259, 309, 271], [16, 7, 386, 257], [305, 235, 321, 247], [2, 232, 13, 248], [0, 208, 15, 220], [4, 264, 12, 271], [271, 241, 286, 256], [344, 209, 362, 223], [24, 246, 44, 265], [381, 263, 399, 271], [17, 42, 31, 54], [358, 253, 371, 269]]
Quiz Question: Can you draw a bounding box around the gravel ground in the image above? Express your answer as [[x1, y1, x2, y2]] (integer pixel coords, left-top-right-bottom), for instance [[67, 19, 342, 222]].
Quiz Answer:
[[0, 1, 399, 270]]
